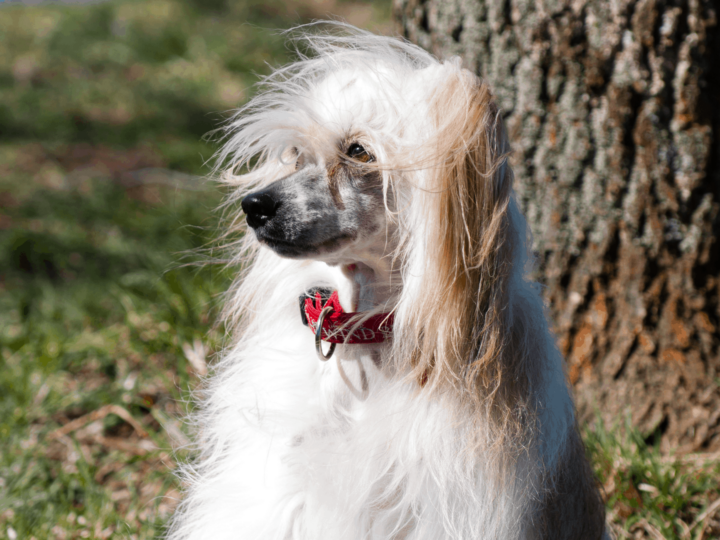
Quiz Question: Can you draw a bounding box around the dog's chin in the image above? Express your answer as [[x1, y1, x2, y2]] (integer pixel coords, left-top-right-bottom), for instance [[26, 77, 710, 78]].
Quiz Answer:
[[255, 231, 355, 260]]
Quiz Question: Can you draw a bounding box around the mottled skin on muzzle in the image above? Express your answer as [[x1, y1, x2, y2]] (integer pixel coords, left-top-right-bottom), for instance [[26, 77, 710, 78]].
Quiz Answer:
[[246, 161, 387, 261]]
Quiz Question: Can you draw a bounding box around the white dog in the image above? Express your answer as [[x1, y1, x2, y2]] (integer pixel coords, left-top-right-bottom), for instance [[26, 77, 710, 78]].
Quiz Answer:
[[168, 24, 606, 540]]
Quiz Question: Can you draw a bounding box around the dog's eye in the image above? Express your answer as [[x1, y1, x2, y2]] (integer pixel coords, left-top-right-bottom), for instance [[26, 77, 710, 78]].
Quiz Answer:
[[346, 143, 373, 163]]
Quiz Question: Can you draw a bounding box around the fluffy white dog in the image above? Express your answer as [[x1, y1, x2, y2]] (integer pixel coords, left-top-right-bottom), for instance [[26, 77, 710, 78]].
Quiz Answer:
[[168, 24, 606, 540]]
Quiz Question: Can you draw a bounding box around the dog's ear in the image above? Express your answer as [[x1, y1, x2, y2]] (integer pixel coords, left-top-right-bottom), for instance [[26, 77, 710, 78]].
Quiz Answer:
[[394, 69, 519, 404]]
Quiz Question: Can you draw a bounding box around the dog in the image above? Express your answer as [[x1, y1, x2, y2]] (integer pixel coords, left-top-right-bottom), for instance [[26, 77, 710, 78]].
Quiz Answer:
[[168, 24, 606, 540]]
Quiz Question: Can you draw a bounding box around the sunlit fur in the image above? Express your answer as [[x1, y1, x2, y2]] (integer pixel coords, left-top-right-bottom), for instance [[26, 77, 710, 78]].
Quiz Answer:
[[168, 23, 606, 540]]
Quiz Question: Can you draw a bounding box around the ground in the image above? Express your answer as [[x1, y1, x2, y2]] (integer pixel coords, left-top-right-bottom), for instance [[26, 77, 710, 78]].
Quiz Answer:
[[0, 1, 718, 538]]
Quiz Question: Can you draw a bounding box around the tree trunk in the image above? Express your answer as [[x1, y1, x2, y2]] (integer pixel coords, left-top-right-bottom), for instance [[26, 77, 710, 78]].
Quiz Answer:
[[394, 0, 720, 453]]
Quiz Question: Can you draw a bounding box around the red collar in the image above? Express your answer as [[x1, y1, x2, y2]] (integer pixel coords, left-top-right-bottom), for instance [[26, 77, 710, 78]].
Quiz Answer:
[[300, 289, 393, 344]]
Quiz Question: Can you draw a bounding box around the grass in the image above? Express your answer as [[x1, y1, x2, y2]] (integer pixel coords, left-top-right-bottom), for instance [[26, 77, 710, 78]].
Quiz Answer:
[[0, 163, 226, 538], [586, 420, 720, 538], [0, 0, 718, 538]]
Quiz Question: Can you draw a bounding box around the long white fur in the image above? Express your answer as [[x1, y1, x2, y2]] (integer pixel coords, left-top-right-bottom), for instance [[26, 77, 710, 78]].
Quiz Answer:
[[168, 24, 584, 540]]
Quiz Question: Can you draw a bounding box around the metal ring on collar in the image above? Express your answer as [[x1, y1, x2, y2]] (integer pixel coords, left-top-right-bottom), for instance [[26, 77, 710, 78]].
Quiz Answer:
[[315, 306, 336, 361]]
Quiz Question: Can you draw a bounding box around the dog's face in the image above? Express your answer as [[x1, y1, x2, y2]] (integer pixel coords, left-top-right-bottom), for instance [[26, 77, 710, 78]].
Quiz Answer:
[[238, 67, 419, 268], [241, 141, 388, 263]]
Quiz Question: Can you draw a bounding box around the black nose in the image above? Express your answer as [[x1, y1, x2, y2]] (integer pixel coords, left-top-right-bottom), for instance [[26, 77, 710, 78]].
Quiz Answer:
[[241, 191, 281, 229]]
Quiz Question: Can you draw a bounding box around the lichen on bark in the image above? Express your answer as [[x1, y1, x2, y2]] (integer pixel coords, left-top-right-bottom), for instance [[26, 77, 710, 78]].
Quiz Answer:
[[395, 0, 720, 452]]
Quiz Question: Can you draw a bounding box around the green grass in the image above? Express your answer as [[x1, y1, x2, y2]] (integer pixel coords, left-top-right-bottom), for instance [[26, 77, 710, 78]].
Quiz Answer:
[[0, 0, 718, 538], [0, 169, 227, 538], [586, 420, 720, 538]]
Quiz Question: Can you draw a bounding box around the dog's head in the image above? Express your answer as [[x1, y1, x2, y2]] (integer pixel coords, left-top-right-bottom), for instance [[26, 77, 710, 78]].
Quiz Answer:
[[229, 54, 434, 270]]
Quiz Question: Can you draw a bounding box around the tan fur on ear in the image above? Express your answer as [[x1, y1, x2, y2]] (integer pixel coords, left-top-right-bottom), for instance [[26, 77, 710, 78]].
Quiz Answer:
[[394, 69, 535, 446]]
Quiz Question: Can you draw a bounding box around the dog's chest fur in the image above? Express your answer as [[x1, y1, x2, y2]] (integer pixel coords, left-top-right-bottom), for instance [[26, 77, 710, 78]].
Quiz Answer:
[[173, 259, 542, 540]]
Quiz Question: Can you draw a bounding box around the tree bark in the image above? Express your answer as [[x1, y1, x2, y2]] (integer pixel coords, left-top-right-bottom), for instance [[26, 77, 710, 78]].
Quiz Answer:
[[394, 0, 720, 452]]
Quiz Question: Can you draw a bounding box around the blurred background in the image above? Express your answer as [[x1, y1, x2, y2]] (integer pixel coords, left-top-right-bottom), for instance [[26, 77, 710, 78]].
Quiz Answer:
[[0, 0, 718, 538]]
